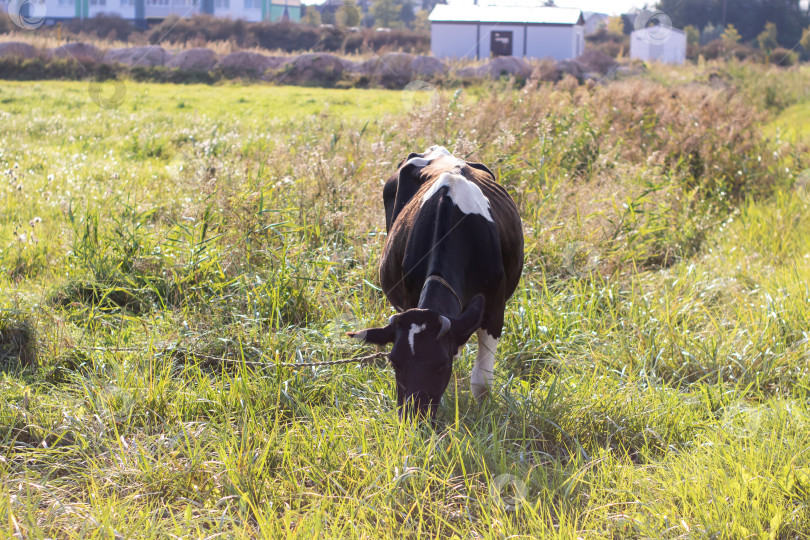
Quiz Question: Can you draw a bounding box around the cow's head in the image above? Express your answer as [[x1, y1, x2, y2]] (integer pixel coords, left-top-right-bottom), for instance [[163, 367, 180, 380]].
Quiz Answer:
[[348, 294, 485, 420]]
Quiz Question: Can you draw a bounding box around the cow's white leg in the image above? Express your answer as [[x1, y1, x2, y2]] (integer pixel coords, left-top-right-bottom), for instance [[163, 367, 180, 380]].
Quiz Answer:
[[471, 329, 499, 401]]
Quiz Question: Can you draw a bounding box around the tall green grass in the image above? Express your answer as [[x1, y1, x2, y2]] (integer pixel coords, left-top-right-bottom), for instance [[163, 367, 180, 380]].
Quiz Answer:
[[1, 65, 810, 537]]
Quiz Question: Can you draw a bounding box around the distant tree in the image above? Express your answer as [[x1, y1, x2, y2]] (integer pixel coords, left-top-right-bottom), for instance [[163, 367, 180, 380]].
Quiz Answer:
[[721, 23, 741, 46], [656, 0, 716, 33], [400, 1, 415, 27], [371, 0, 402, 28], [758, 0, 807, 48], [801, 25, 810, 52], [684, 24, 700, 45], [411, 8, 429, 32], [757, 21, 778, 50], [701, 22, 721, 45], [656, 0, 809, 47], [606, 16, 624, 36], [338, 0, 361, 27], [302, 5, 321, 26]]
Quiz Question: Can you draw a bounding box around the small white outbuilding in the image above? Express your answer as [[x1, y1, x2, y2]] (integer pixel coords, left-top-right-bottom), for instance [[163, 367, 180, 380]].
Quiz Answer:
[[428, 5, 585, 61], [630, 27, 687, 64]]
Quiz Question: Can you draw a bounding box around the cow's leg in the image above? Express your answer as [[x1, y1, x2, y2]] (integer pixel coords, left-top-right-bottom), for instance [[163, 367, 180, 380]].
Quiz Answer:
[[471, 328, 499, 401], [471, 295, 504, 401]]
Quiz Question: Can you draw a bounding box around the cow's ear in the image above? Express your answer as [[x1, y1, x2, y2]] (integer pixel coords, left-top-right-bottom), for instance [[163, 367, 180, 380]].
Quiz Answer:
[[451, 294, 485, 349], [467, 162, 496, 179], [396, 152, 422, 169], [348, 316, 399, 345]]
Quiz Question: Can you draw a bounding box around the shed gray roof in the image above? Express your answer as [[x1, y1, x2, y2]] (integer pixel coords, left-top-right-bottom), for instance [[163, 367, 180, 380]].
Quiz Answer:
[[429, 5, 584, 25]]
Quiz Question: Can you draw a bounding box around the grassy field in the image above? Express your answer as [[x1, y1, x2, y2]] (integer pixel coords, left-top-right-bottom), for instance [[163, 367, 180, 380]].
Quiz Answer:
[[1, 66, 810, 538]]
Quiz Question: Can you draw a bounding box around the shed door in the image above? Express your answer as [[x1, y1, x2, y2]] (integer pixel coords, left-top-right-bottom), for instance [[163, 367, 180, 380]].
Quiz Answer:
[[491, 31, 513, 57]]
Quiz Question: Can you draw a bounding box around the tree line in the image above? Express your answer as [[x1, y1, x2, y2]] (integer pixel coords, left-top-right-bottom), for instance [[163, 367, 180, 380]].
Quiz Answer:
[[303, 0, 437, 33], [656, 0, 809, 50]]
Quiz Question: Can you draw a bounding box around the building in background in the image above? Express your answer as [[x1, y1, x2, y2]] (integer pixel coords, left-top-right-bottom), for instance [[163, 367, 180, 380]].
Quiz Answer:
[[204, 0, 302, 23], [582, 11, 608, 36], [3, 0, 301, 25], [630, 27, 686, 64], [428, 4, 584, 60]]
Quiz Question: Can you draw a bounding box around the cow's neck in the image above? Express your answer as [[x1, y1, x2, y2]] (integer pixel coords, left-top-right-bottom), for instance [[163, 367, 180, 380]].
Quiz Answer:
[[417, 275, 462, 318]]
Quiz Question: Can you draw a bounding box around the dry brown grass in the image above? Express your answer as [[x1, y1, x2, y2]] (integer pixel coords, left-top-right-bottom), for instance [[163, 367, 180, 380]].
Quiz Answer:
[[0, 313, 36, 367]]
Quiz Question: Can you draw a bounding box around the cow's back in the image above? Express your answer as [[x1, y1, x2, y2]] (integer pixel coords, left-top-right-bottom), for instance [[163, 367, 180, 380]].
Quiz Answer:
[[380, 156, 523, 311]]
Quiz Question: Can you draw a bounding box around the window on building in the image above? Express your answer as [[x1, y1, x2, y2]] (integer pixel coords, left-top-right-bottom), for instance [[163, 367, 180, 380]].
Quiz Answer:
[[244, 0, 260, 8], [214, 0, 228, 8], [89, 0, 106, 6], [120, 0, 133, 6], [58, 0, 75, 6]]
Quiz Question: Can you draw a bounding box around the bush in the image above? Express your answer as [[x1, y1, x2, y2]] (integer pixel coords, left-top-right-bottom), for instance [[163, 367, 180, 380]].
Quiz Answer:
[[252, 21, 333, 51], [585, 28, 629, 59], [342, 28, 429, 54], [65, 14, 139, 42], [146, 15, 428, 54], [696, 40, 765, 63], [0, 15, 13, 33], [699, 39, 724, 60], [148, 15, 256, 48], [0, 57, 93, 80], [769, 47, 798, 67], [729, 44, 764, 62]]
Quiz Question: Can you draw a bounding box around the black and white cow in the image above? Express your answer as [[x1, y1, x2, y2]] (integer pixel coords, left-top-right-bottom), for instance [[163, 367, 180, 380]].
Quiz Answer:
[[349, 146, 524, 419]]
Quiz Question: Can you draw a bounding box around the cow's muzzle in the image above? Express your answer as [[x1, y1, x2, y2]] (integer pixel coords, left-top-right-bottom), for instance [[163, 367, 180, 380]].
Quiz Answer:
[[399, 392, 439, 421]]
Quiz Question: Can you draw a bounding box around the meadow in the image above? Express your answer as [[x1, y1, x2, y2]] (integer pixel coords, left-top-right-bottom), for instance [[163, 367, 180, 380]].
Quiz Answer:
[[1, 63, 810, 538]]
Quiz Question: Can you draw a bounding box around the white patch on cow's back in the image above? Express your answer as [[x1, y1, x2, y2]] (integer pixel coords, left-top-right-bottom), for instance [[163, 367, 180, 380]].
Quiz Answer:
[[419, 172, 493, 222], [403, 146, 456, 169], [408, 323, 426, 355]]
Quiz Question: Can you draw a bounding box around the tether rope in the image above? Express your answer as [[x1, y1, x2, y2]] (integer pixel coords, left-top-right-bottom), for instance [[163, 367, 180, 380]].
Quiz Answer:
[[78, 345, 387, 368]]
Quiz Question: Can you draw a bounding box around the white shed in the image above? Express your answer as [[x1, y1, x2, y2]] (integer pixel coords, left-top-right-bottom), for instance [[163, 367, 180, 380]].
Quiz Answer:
[[428, 5, 585, 61], [630, 27, 687, 64]]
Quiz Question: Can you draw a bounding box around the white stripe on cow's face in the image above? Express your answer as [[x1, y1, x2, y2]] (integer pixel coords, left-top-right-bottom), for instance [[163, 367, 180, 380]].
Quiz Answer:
[[419, 172, 493, 222], [408, 323, 427, 355]]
